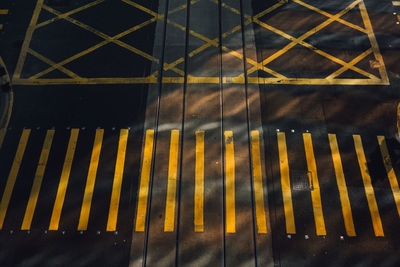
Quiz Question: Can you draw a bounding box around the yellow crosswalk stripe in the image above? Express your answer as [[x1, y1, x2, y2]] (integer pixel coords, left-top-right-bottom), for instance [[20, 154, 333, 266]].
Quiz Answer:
[[194, 130, 205, 232], [277, 132, 296, 234], [377, 136, 400, 217], [224, 131, 236, 234], [77, 129, 104, 231], [251, 130, 267, 234], [0, 129, 31, 229], [164, 130, 180, 232], [135, 129, 155, 232], [328, 134, 356, 236], [21, 129, 55, 230], [107, 129, 129, 231], [353, 135, 384, 237], [303, 133, 326, 236], [49, 129, 79, 230]]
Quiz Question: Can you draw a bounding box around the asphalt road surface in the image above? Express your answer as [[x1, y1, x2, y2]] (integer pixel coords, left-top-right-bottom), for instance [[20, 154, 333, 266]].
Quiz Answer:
[[0, 0, 399, 266]]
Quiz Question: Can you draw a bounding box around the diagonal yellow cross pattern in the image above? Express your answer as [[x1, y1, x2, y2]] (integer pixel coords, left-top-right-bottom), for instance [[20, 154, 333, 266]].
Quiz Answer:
[[12, 0, 389, 85]]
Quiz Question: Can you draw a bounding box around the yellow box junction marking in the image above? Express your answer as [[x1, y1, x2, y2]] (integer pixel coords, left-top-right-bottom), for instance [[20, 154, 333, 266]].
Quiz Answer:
[[277, 132, 296, 234], [224, 131, 236, 234], [77, 129, 104, 231], [21, 130, 55, 230], [251, 130, 267, 234], [12, 0, 388, 85], [106, 129, 129, 231], [353, 135, 384, 237], [194, 130, 205, 232], [303, 133, 326, 236], [0, 129, 31, 229], [328, 134, 356, 236], [164, 130, 180, 232], [49, 129, 79, 230], [377, 136, 400, 217], [135, 129, 155, 232]]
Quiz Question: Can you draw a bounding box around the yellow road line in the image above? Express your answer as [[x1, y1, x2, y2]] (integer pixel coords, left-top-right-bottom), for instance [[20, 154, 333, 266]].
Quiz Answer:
[[224, 131, 236, 234], [293, 0, 367, 33], [353, 135, 384, 237], [248, 0, 373, 79], [0, 10, 8, 15], [121, 0, 158, 17], [0, 25, 2, 30], [359, 0, 390, 84], [42, 5, 156, 64], [135, 129, 155, 232], [164, 130, 180, 232], [377, 136, 400, 217], [251, 130, 267, 234], [49, 129, 79, 230], [252, 1, 285, 20], [328, 134, 356, 236], [277, 132, 296, 234], [27, 48, 81, 79], [36, 0, 104, 28], [0, 129, 31, 229], [106, 129, 129, 231], [303, 133, 326, 236], [393, 1, 400, 5], [28, 15, 157, 80], [194, 130, 205, 232], [12, 77, 387, 86], [21, 130, 55, 230], [13, 0, 44, 79], [326, 49, 372, 80], [77, 129, 104, 231]]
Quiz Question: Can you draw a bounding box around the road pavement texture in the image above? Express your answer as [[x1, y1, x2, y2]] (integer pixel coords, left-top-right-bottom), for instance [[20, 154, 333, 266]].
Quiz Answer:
[[0, 0, 399, 266]]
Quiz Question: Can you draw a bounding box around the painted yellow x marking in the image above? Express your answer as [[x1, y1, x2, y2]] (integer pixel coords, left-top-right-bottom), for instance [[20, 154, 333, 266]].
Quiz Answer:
[[27, 1, 187, 79], [36, 0, 105, 29], [30, 4, 160, 79], [158, 0, 286, 78], [293, 0, 367, 33], [248, 0, 379, 80]]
